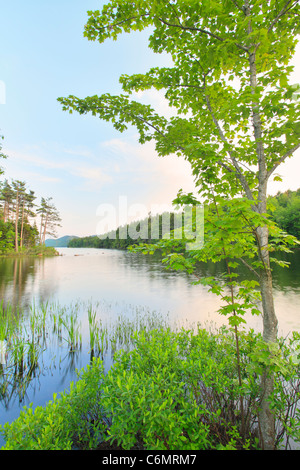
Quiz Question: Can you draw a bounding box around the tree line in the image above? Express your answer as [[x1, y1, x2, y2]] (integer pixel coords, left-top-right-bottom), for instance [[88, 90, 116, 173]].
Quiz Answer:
[[69, 189, 300, 250], [0, 179, 61, 254], [268, 189, 300, 240], [69, 211, 183, 250]]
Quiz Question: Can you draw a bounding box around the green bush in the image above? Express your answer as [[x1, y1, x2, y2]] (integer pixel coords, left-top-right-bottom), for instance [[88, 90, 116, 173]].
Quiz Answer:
[[101, 327, 300, 450], [100, 327, 260, 450]]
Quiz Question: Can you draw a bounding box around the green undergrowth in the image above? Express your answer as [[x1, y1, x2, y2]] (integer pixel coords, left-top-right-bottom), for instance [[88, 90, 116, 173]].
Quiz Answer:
[[1, 326, 300, 450], [0, 245, 59, 257]]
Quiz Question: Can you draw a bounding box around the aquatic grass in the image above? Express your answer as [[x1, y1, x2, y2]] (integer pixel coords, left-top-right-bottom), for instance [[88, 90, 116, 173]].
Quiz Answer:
[[87, 306, 97, 353], [60, 308, 82, 352], [87, 305, 110, 358], [0, 302, 17, 343], [0, 299, 182, 413]]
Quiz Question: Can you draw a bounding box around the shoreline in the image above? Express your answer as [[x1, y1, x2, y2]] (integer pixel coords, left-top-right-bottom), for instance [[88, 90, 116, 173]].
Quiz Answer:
[[0, 247, 59, 258]]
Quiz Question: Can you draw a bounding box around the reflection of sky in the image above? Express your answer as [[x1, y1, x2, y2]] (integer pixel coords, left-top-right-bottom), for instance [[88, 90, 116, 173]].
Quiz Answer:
[[0, 256, 59, 310], [0, 247, 299, 447], [1, 247, 299, 336]]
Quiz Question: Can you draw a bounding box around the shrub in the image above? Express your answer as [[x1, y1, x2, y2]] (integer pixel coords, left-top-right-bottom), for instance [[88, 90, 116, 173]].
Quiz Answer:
[[101, 327, 300, 450], [101, 327, 261, 450]]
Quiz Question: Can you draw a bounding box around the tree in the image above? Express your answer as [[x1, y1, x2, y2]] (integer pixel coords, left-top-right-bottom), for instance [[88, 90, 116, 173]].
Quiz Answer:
[[0, 179, 14, 223], [268, 189, 300, 239], [19, 189, 36, 248], [11, 180, 26, 253], [37, 197, 61, 245], [58, 0, 300, 449], [0, 134, 7, 176]]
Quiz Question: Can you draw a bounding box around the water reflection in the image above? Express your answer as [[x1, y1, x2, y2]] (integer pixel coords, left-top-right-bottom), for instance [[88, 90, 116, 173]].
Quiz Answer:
[[0, 247, 299, 446], [0, 256, 58, 310], [0, 248, 299, 332]]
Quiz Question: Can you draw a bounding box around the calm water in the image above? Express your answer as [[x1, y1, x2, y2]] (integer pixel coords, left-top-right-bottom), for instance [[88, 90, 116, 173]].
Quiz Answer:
[[0, 247, 300, 440]]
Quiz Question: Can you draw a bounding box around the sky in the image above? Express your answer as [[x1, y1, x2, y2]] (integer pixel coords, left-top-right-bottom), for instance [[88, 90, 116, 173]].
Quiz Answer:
[[1, 1, 299, 239]]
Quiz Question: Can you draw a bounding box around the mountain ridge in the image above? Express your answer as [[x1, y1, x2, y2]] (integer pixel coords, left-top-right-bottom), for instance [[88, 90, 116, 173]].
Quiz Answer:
[[45, 235, 78, 247]]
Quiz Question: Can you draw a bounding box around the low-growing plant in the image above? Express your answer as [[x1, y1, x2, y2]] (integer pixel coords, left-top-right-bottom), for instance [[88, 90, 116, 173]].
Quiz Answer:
[[0, 358, 105, 450], [101, 327, 300, 450], [1, 327, 299, 450]]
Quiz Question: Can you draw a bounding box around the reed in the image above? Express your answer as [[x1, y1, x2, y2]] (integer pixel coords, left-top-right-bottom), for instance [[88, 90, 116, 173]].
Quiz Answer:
[[87, 306, 109, 357], [1, 299, 177, 410], [60, 308, 82, 352], [0, 302, 16, 343]]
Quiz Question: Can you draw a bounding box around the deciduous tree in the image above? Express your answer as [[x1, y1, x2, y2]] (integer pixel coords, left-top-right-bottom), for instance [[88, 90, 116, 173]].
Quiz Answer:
[[58, 0, 300, 449]]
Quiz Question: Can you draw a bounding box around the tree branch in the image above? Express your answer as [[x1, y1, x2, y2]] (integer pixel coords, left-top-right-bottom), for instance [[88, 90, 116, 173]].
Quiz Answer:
[[155, 15, 249, 52], [204, 91, 255, 202], [267, 142, 300, 180], [268, 0, 299, 32], [230, 0, 246, 13], [238, 257, 259, 278]]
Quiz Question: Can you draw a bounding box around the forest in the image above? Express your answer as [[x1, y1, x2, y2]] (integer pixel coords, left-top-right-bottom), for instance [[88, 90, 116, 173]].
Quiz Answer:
[[69, 211, 184, 250], [69, 189, 300, 250], [0, 133, 61, 255]]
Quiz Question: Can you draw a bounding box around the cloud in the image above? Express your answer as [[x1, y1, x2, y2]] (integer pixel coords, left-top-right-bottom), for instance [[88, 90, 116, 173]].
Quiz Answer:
[[5, 144, 113, 190], [100, 137, 197, 206], [19, 171, 62, 183], [132, 88, 177, 120], [72, 166, 113, 191]]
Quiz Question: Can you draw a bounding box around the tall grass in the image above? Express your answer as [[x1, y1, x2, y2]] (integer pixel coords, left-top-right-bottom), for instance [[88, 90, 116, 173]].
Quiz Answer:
[[0, 299, 175, 408], [60, 308, 82, 352]]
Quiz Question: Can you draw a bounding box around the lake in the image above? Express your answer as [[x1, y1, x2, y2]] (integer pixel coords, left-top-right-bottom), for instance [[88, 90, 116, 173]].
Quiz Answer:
[[0, 247, 300, 441]]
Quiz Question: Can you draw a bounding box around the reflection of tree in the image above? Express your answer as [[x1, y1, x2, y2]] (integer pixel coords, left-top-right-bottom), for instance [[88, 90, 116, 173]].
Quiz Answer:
[[0, 257, 40, 311], [124, 247, 300, 295], [0, 312, 81, 412], [0, 256, 58, 311], [0, 344, 41, 410], [270, 249, 300, 292]]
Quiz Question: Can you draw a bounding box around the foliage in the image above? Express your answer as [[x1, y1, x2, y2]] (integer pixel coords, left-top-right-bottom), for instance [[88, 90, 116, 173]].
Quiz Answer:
[[0, 358, 106, 450], [23, 245, 59, 256], [0, 177, 61, 254], [58, 0, 300, 449], [268, 189, 300, 240], [0, 219, 15, 253], [68, 211, 183, 249], [1, 327, 299, 450]]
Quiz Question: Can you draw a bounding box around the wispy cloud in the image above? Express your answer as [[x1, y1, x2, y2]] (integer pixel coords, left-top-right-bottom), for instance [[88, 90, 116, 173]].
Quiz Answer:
[[72, 166, 113, 191], [5, 145, 113, 190], [100, 137, 196, 206]]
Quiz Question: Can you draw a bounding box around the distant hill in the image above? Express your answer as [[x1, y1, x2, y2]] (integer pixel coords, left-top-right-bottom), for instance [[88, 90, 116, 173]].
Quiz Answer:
[[45, 235, 78, 247]]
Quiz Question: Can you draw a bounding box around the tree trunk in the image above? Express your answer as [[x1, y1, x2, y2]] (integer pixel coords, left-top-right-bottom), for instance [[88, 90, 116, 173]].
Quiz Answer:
[[244, 0, 278, 448], [20, 203, 25, 248], [257, 225, 278, 449], [14, 191, 19, 253], [42, 214, 48, 244], [39, 214, 44, 244]]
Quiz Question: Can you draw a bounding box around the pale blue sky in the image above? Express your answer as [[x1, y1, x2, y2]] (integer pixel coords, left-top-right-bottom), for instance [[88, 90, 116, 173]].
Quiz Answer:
[[1, 1, 299, 238]]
